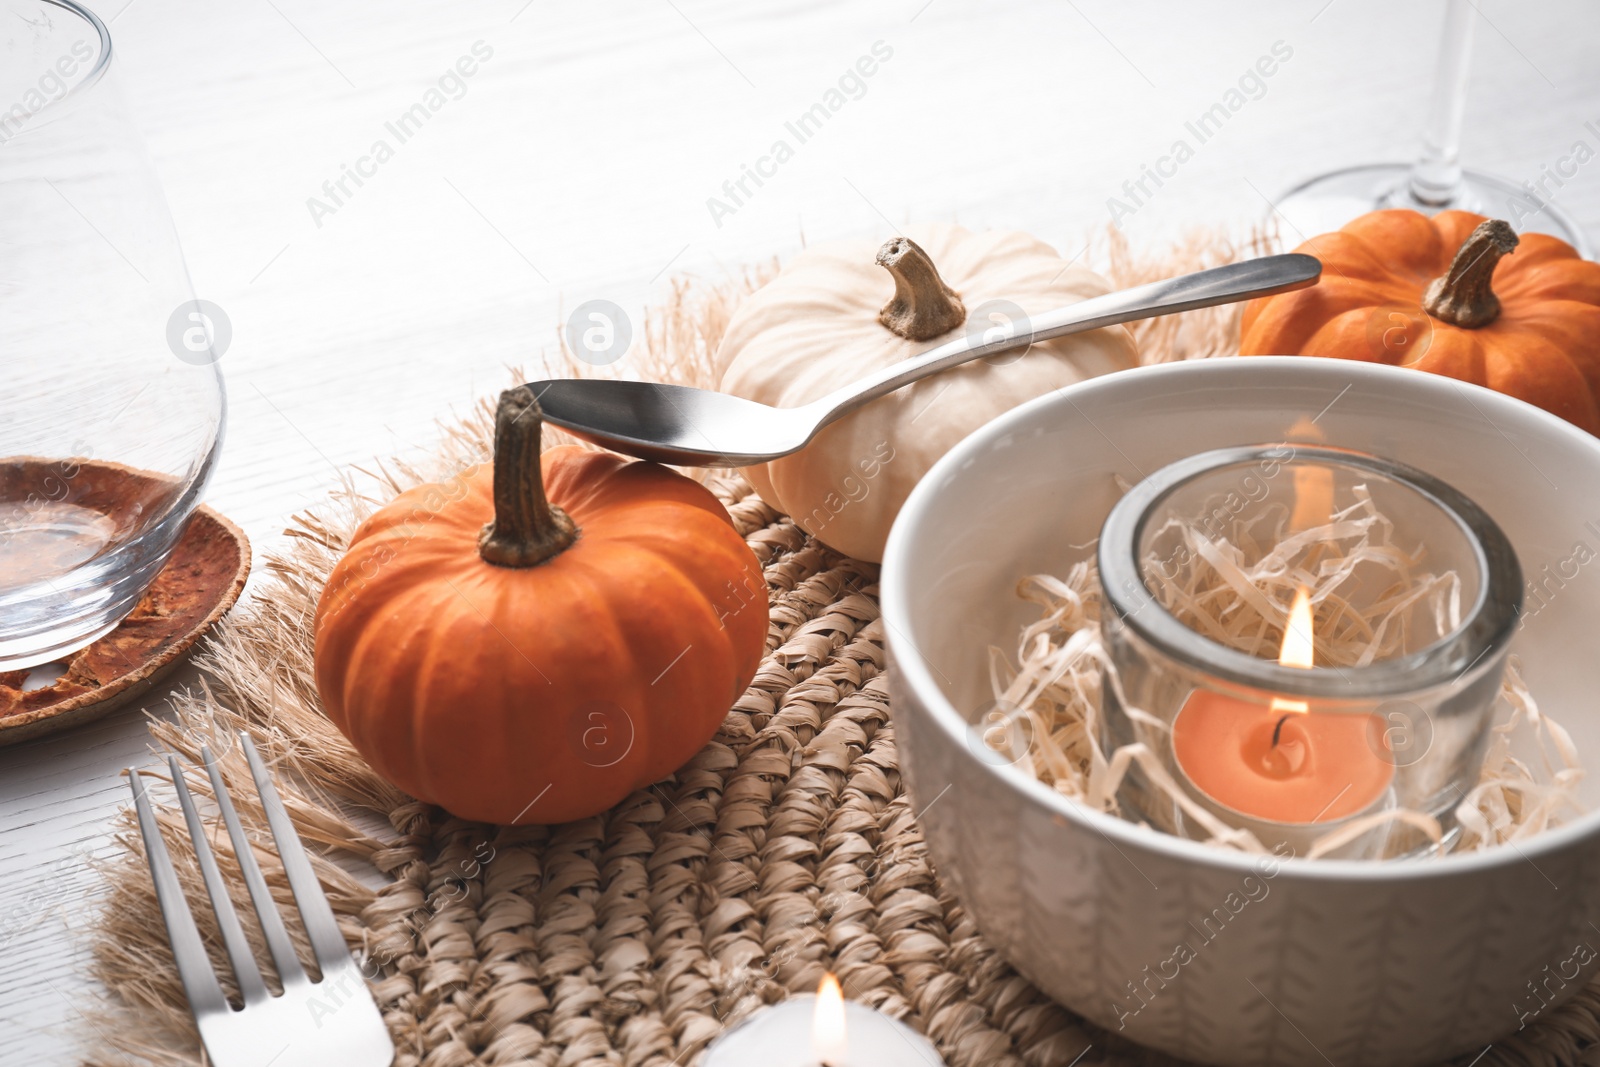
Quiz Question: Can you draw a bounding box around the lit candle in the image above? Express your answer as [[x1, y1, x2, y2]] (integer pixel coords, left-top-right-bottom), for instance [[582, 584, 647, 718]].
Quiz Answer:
[[1171, 586, 1394, 845], [1097, 444, 1523, 861], [701, 973, 944, 1067]]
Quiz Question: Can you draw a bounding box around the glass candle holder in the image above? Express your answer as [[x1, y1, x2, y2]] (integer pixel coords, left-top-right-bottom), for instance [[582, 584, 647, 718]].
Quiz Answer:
[[1097, 445, 1522, 859]]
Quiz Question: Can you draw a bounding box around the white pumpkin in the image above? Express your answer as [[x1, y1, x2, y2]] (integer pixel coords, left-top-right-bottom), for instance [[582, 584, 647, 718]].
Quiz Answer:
[[714, 222, 1139, 561]]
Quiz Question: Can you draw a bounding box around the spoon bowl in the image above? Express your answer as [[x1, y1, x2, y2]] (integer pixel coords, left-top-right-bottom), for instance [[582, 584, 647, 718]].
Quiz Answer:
[[531, 379, 818, 467]]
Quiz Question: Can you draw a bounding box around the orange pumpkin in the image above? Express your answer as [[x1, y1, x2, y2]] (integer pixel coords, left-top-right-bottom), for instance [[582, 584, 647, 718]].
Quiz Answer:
[[1240, 210, 1600, 434], [313, 386, 768, 825]]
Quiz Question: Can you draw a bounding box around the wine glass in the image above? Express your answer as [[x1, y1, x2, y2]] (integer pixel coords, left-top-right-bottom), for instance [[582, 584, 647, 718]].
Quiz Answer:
[[0, 0, 225, 670], [1273, 0, 1592, 257]]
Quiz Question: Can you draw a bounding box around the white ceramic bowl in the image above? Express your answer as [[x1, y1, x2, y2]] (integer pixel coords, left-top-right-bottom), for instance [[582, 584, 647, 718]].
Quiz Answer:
[[882, 357, 1600, 1067]]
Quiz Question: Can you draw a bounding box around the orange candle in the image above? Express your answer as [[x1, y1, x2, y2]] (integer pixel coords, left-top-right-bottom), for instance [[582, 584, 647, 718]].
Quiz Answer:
[[1171, 587, 1393, 824], [1173, 690, 1392, 822]]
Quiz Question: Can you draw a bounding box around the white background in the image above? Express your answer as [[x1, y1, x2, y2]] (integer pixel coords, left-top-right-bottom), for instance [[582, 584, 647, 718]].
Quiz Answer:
[[3, 0, 1599, 1061]]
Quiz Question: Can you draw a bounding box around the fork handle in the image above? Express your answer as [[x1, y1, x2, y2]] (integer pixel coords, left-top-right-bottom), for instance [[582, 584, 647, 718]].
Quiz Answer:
[[802, 253, 1321, 426]]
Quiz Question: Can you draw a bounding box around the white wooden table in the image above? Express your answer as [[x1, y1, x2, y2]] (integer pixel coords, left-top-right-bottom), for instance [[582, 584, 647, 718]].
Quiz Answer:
[[4, 0, 1598, 1060]]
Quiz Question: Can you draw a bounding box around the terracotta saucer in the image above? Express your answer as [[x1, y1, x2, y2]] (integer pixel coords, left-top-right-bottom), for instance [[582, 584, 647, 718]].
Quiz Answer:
[[0, 504, 250, 746]]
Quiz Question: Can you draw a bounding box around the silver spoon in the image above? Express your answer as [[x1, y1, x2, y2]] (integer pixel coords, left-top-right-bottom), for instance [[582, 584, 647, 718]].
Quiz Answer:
[[528, 253, 1320, 466]]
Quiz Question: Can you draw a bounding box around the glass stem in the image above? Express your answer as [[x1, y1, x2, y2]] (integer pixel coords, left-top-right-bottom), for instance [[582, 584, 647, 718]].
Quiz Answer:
[[1408, 0, 1474, 206]]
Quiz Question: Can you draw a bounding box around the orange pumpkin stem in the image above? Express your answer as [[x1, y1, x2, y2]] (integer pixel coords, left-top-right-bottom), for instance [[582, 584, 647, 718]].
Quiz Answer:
[[478, 386, 579, 568], [1422, 219, 1519, 329], [876, 237, 966, 341]]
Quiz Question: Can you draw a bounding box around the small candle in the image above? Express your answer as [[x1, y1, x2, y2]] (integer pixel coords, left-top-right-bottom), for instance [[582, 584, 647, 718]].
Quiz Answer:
[[1171, 587, 1394, 847], [701, 973, 944, 1067], [1097, 444, 1523, 859]]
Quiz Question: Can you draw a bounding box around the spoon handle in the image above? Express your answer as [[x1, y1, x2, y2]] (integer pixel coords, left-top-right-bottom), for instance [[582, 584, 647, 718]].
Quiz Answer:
[[803, 252, 1321, 426]]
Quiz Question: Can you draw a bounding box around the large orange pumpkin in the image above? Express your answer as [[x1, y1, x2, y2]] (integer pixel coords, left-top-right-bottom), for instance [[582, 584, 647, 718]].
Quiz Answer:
[[313, 386, 768, 825], [1240, 210, 1600, 434]]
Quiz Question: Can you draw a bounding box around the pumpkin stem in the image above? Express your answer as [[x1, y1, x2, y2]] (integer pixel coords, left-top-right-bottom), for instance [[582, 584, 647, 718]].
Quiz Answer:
[[1422, 219, 1520, 329], [478, 386, 580, 568], [876, 237, 967, 341]]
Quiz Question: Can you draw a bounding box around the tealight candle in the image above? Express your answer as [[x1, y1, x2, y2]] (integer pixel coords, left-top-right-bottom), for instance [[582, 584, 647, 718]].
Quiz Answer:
[[1169, 586, 1395, 854], [701, 974, 944, 1067], [1097, 444, 1523, 857], [1172, 692, 1392, 823]]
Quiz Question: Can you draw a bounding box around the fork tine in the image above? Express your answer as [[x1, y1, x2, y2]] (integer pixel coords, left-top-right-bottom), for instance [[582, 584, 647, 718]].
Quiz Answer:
[[201, 742, 308, 986], [169, 755, 270, 1005], [128, 769, 229, 1017], [238, 733, 354, 972]]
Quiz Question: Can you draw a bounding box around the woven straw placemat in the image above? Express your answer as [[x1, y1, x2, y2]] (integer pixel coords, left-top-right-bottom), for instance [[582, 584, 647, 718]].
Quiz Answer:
[[84, 231, 1600, 1067]]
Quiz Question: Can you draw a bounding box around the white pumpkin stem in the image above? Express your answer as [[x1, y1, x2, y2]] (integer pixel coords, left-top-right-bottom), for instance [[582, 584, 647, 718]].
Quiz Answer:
[[478, 386, 580, 568], [876, 237, 967, 341], [1422, 219, 1519, 329]]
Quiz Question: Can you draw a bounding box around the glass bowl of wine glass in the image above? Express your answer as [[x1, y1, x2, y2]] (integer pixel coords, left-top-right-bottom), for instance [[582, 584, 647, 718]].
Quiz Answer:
[[0, 0, 225, 670], [1274, 0, 1592, 257]]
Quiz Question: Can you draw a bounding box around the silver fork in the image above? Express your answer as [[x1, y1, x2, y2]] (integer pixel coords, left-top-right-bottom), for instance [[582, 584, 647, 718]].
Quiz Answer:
[[128, 733, 395, 1067]]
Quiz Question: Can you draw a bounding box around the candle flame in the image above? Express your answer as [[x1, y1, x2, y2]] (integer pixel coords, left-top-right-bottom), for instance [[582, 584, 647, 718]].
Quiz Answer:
[[1271, 586, 1315, 717], [1279, 586, 1315, 669], [812, 973, 848, 1064]]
